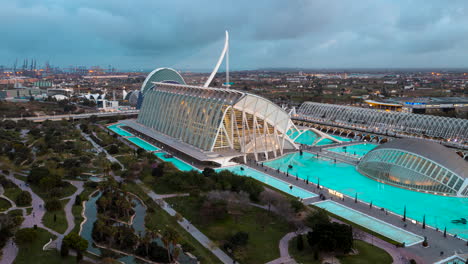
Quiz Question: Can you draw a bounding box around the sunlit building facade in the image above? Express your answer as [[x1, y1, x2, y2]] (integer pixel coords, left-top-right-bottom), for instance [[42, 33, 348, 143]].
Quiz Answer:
[[357, 139, 468, 197]]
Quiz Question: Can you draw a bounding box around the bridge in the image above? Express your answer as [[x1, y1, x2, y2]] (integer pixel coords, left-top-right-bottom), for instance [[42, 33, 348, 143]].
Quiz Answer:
[[6, 110, 140, 122]]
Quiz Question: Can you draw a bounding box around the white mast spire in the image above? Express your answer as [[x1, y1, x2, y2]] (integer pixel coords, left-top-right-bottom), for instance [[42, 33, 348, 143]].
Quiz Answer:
[[203, 30, 229, 88]]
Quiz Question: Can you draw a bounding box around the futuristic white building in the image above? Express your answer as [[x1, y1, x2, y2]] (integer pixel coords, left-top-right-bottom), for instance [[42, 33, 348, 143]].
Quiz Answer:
[[358, 138, 468, 197], [123, 81, 298, 165]]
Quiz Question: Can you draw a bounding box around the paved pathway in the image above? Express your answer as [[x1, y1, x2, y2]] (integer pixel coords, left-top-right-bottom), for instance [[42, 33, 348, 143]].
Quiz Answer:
[[77, 124, 124, 169], [139, 184, 235, 264], [266, 228, 310, 264], [0, 174, 84, 263], [0, 172, 59, 264], [48, 180, 84, 250]]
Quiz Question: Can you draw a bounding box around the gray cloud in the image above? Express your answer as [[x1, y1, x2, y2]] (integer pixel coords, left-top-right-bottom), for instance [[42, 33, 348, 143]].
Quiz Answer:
[[0, 0, 467, 69]]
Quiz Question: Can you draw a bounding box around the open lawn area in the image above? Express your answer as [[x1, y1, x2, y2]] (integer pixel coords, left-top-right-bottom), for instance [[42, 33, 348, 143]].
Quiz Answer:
[[289, 237, 392, 264], [30, 181, 77, 200], [14, 228, 76, 264], [0, 197, 12, 212], [3, 187, 27, 206], [166, 196, 293, 264], [43, 199, 69, 234]]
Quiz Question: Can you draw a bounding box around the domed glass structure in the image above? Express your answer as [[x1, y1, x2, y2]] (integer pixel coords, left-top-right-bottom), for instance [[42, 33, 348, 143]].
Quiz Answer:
[[357, 138, 468, 197]]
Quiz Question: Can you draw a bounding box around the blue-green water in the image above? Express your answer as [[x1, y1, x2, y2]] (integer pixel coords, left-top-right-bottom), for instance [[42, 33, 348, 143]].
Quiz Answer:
[[327, 143, 377, 157], [154, 152, 198, 171], [314, 200, 423, 246], [81, 192, 196, 264], [127, 137, 160, 151], [217, 166, 317, 199], [289, 130, 354, 146], [108, 124, 133, 137], [265, 152, 468, 239]]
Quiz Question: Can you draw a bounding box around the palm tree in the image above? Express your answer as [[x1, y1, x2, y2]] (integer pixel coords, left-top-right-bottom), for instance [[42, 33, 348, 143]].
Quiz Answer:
[[162, 227, 180, 263]]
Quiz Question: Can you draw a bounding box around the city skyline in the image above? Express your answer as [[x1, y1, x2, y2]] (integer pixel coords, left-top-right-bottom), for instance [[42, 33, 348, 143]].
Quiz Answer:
[[1, 0, 468, 70]]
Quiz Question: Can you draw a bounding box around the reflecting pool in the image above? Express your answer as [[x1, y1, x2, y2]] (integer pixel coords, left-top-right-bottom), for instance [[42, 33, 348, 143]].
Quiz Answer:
[[264, 152, 468, 239], [326, 143, 377, 157], [108, 124, 133, 137], [217, 166, 317, 199], [314, 200, 423, 246], [127, 137, 160, 151], [154, 152, 198, 171]]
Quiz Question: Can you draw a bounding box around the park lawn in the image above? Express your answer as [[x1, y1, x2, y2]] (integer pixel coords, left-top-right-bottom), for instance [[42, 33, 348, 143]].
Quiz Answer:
[[338, 240, 392, 264], [124, 182, 222, 264], [166, 196, 293, 264], [3, 187, 26, 206], [43, 199, 69, 234], [71, 204, 84, 234], [14, 228, 76, 264], [30, 181, 77, 200], [0, 197, 12, 212], [288, 237, 392, 264]]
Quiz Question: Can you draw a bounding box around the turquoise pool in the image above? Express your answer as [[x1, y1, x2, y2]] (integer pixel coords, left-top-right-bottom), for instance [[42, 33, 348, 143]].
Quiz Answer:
[[127, 137, 160, 151], [327, 143, 377, 157], [217, 166, 317, 199], [154, 152, 198, 171], [314, 200, 424, 246], [265, 152, 468, 239], [108, 124, 133, 137], [289, 130, 354, 146]]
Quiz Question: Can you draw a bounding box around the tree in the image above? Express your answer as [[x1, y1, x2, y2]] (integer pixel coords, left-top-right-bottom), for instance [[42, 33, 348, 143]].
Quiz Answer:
[[15, 228, 37, 246], [15, 191, 32, 206], [290, 199, 305, 213], [76, 250, 83, 263], [229, 231, 249, 248], [74, 195, 82, 206], [60, 241, 69, 257], [63, 232, 88, 252], [307, 222, 353, 253], [28, 167, 50, 185], [108, 144, 119, 155], [45, 198, 63, 211], [305, 208, 330, 228], [89, 115, 98, 123], [162, 227, 180, 263], [297, 234, 304, 251]]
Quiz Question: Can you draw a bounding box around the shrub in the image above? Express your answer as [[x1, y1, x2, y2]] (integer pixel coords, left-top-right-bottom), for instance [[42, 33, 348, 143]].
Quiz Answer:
[[229, 231, 249, 247], [63, 232, 88, 252], [74, 195, 82, 206], [60, 242, 69, 257], [15, 191, 32, 206], [45, 198, 63, 211], [290, 199, 305, 213], [297, 234, 304, 251]]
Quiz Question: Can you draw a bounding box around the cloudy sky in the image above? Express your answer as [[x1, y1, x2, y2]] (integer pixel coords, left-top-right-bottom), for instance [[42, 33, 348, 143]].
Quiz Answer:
[[1, 0, 468, 71]]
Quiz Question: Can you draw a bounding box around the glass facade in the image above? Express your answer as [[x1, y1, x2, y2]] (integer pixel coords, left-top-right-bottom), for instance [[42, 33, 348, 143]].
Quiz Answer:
[[137, 82, 297, 158], [358, 148, 466, 196]]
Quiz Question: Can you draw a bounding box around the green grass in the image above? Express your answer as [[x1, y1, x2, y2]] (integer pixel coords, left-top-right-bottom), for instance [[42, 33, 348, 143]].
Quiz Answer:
[[289, 236, 321, 264], [338, 240, 392, 264], [4, 186, 27, 206], [71, 204, 84, 234], [124, 182, 222, 264], [43, 199, 69, 234], [289, 237, 392, 264], [30, 181, 77, 200], [14, 228, 76, 264], [0, 197, 12, 212], [166, 196, 293, 264]]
